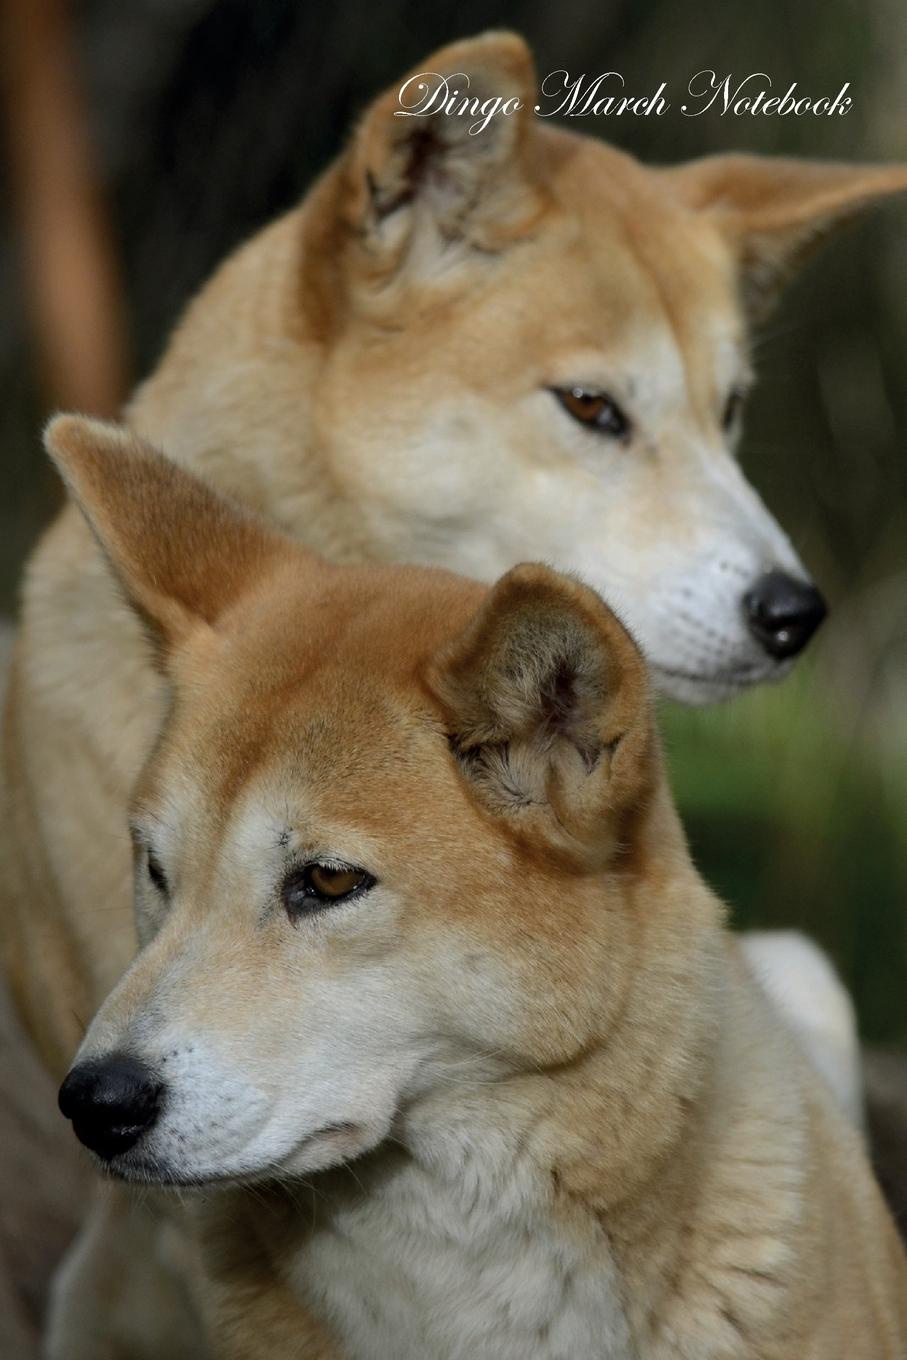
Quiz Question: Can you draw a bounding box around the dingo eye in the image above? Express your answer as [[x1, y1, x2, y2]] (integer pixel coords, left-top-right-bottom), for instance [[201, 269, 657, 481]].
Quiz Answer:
[[282, 862, 375, 917], [722, 388, 745, 432], [146, 849, 168, 895], [552, 386, 630, 440]]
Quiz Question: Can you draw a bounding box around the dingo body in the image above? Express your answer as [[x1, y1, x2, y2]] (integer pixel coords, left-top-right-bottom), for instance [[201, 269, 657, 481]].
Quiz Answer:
[[48, 417, 907, 1360]]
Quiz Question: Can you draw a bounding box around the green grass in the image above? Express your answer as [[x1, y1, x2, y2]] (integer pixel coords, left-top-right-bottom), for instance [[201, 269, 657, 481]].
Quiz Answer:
[[662, 663, 907, 1044]]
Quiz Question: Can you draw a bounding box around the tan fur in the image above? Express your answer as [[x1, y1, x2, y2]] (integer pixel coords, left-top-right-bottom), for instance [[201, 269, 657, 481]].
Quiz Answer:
[[3, 32, 907, 1356], [48, 417, 907, 1359]]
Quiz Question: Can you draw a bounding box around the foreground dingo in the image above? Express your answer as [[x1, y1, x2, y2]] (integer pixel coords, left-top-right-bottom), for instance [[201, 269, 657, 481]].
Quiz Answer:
[[3, 30, 905, 1353], [50, 414, 907, 1360]]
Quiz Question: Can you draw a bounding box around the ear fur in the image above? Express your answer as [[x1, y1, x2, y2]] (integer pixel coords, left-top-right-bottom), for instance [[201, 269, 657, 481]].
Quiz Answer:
[[342, 32, 545, 267], [45, 415, 294, 654], [428, 564, 655, 865], [666, 154, 907, 320]]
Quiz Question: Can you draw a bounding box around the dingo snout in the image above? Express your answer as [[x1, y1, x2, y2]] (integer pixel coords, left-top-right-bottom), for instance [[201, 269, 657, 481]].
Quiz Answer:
[[58, 1055, 163, 1162]]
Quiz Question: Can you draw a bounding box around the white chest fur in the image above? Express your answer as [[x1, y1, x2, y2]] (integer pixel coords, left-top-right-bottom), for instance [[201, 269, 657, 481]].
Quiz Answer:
[[291, 1145, 634, 1360]]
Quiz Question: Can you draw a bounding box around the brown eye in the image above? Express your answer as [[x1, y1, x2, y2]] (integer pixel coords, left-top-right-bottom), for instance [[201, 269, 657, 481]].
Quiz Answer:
[[282, 862, 375, 918], [722, 388, 745, 432], [552, 386, 631, 440]]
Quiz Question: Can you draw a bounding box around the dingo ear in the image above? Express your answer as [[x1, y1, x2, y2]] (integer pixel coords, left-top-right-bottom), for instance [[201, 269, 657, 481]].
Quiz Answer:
[[45, 415, 293, 655], [428, 564, 655, 865], [342, 32, 545, 266], [666, 155, 907, 321]]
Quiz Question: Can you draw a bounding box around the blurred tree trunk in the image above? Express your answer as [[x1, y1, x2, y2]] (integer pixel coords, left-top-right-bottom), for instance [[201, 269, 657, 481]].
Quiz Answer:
[[3, 0, 129, 416]]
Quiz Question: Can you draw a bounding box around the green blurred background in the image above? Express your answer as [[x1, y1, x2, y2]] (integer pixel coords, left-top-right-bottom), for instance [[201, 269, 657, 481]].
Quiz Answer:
[[2, 0, 906, 1042]]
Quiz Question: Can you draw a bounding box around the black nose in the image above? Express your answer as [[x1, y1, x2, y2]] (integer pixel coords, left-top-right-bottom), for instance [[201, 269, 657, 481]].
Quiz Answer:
[[743, 571, 827, 661], [59, 1054, 163, 1160]]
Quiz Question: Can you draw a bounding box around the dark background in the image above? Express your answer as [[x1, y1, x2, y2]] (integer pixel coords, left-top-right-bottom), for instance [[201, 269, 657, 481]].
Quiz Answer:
[[2, 0, 906, 1040]]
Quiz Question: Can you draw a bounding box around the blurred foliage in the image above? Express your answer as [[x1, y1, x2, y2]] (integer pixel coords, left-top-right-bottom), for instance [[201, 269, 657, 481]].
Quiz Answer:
[[662, 662, 907, 1044], [1, 0, 906, 1037]]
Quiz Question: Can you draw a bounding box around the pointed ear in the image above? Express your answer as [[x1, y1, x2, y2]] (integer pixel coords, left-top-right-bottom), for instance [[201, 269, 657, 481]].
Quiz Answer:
[[44, 415, 293, 655], [341, 32, 545, 268], [666, 155, 907, 321], [427, 565, 655, 866]]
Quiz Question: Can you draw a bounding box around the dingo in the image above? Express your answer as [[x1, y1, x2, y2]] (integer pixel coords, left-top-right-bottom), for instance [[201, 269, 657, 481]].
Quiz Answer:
[[52, 415, 907, 1359]]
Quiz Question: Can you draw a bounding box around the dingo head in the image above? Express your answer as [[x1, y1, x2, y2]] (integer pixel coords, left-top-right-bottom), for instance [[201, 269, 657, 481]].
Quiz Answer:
[[268, 32, 907, 702], [52, 416, 698, 1185]]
